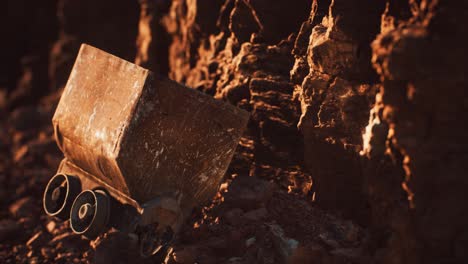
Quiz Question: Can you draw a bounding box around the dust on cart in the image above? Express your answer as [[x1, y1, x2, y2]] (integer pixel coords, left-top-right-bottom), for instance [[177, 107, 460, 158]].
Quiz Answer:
[[43, 44, 249, 256]]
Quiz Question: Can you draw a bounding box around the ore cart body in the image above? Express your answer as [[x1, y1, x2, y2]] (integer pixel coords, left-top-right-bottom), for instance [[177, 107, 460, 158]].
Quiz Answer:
[[43, 44, 249, 255]]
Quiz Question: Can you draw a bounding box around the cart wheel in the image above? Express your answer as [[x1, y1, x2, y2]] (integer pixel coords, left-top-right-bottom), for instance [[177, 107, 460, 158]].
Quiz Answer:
[[43, 174, 81, 220], [70, 189, 110, 239]]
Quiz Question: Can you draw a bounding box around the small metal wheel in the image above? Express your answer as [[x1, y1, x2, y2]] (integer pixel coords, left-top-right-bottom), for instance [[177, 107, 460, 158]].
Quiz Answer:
[[43, 174, 81, 220], [70, 189, 110, 239]]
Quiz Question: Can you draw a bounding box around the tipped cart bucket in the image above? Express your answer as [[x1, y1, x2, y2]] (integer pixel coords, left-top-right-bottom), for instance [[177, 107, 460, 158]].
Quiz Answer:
[[43, 44, 249, 256]]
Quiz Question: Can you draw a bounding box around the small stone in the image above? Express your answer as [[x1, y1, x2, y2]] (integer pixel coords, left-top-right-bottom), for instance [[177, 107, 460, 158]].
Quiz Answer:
[[219, 182, 229, 192], [29, 257, 40, 264], [13, 145, 29, 162], [46, 221, 56, 234], [13, 244, 26, 254], [49, 231, 88, 250], [27, 231, 49, 248], [268, 223, 299, 262], [41, 247, 54, 259], [0, 219, 20, 241], [9, 197, 35, 218], [319, 232, 341, 249], [55, 252, 74, 263], [245, 237, 256, 247], [287, 239, 299, 250]]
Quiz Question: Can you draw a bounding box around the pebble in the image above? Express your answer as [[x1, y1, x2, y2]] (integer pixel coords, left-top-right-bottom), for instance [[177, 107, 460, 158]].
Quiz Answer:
[[40, 247, 53, 259], [13, 145, 29, 162], [245, 237, 256, 247], [267, 223, 299, 262], [46, 221, 56, 234], [27, 231, 49, 248], [29, 257, 40, 264], [49, 232, 77, 245]]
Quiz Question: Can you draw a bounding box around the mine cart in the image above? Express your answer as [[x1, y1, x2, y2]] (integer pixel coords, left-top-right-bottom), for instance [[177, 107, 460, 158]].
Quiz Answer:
[[43, 44, 249, 256]]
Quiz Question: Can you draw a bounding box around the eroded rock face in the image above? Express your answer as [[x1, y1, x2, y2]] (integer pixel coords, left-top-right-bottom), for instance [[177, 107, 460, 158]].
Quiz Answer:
[[366, 1, 468, 263], [163, 0, 313, 196], [135, 0, 171, 75], [162, 0, 468, 263], [290, 0, 385, 221]]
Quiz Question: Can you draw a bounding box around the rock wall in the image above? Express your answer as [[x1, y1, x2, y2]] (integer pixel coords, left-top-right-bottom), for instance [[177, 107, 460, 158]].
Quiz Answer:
[[162, 0, 314, 199], [366, 1, 468, 263], [162, 0, 381, 221], [161, 0, 468, 263]]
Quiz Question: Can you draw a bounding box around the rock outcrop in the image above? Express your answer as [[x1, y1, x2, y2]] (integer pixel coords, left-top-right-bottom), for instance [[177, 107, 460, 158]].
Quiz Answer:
[[365, 1, 468, 263]]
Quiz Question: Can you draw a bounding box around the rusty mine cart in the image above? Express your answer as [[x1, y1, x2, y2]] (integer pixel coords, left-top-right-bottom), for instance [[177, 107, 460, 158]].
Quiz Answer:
[[42, 44, 249, 256]]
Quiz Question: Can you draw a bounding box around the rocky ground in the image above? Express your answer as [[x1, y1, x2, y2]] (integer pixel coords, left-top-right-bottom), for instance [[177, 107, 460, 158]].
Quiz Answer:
[[1, 0, 467, 263], [0, 91, 367, 264]]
